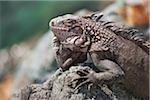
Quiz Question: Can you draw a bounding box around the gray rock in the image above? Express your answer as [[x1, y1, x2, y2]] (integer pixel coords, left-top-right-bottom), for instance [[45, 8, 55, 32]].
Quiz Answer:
[[12, 66, 140, 100]]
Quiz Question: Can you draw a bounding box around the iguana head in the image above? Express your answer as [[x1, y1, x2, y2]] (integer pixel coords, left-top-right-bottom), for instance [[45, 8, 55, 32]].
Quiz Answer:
[[49, 14, 85, 42]]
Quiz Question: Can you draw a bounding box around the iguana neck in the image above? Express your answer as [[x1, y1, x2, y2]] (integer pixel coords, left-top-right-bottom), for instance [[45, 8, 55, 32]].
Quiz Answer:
[[84, 21, 120, 55]]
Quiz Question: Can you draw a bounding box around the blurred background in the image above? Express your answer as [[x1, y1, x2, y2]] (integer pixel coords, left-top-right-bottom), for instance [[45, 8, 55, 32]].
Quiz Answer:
[[0, 0, 149, 100]]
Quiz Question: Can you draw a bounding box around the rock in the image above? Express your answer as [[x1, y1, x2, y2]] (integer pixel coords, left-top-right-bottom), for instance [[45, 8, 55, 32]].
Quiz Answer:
[[12, 66, 140, 100]]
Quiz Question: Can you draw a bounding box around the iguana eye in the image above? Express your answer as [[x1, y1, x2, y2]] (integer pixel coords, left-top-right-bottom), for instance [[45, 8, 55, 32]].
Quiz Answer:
[[64, 19, 74, 26], [66, 19, 73, 23], [65, 19, 77, 24], [69, 26, 83, 34]]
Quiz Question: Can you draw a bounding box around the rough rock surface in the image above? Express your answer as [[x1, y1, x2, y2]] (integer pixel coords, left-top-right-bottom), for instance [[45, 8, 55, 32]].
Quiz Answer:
[[12, 66, 140, 100]]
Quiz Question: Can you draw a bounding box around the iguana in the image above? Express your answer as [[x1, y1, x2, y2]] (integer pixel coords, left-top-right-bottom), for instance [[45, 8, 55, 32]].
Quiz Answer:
[[50, 13, 149, 99]]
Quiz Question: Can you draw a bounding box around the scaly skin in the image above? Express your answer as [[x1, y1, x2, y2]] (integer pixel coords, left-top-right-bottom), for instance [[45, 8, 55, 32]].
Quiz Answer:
[[50, 13, 149, 99]]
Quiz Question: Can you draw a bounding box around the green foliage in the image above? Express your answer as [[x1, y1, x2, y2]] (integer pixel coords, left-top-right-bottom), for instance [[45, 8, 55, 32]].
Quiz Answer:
[[0, 1, 99, 48]]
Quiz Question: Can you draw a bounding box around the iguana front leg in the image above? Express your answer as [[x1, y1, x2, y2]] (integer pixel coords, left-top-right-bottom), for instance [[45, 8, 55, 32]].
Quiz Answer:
[[71, 59, 124, 90]]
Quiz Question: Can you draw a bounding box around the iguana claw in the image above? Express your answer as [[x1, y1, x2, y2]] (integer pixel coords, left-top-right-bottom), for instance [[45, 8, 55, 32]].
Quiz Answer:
[[69, 69, 98, 92]]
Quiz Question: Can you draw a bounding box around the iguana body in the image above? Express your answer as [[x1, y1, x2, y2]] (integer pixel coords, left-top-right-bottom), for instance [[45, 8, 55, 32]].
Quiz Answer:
[[50, 13, 149, 99]]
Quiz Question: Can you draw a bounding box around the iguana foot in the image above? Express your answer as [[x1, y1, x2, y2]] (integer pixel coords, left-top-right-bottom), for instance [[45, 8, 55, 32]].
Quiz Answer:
[[69, 69, 99, 91], [69, 69, 118, 100]]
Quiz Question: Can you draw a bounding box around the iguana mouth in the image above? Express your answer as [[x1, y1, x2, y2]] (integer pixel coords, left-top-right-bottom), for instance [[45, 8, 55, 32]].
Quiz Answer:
[[51, 28, 80, 42], [50, 19, 69, 31], [50, 26, 69, 33]]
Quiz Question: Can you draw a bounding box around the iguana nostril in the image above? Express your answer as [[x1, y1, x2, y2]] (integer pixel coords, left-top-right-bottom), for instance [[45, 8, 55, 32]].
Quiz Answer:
[[49, 20, 55, 27], [51, 21, 54, 26]]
